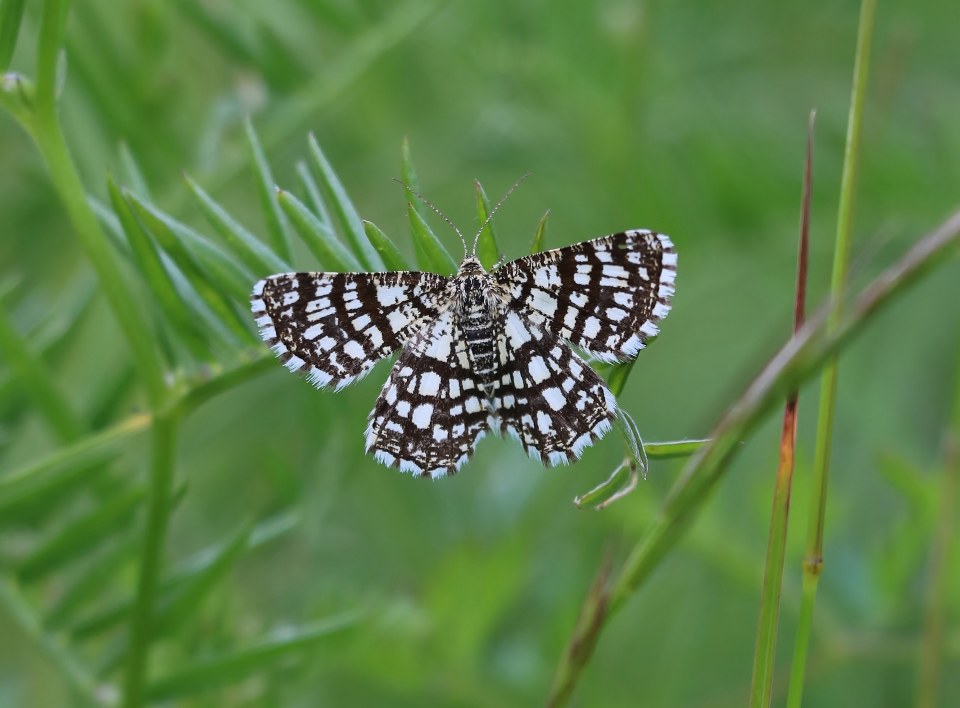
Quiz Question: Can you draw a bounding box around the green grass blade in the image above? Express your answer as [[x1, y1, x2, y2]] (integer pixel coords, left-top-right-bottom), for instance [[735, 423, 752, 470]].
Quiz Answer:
[[183, 172, 290, 275], [307, 133, 383, 270], [17, 485, 145, 583], [276, 188, 362, 271], [146, 614, 361, 701], [0, 0, 27, 72], [0, 299, 84, 442], [531, 209, 550, 255], [244, 117, 293, 263], [363, 220, 409, 271], [474, 181, 501, 269], [407, 202, 457, 275], [107, 176, 212, 360]]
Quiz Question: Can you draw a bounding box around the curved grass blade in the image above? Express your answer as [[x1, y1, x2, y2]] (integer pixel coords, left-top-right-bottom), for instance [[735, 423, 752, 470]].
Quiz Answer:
[[277, 188, 362, 271], [146, 613, 361, 701], [244, 117, 293, 262], [400, 135, 425, 221], [363, 220, 409, 271], [307, 134, 383, 270]]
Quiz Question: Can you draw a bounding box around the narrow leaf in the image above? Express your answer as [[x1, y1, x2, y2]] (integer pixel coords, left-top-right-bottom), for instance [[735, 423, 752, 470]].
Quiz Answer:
[[45, 539, 139, 629], [307, 134, 383, 270], [126, 193, 254, 341], [154, 524, 252, 635], [17, 485, 145, 583], [531, 209, 550, 255], [363, 220, 409, 271], [400, 135, 425, 221], [244, 117, 293, 262], [474, 181, 501, 270], [0, 414, 149, 519], [295, 159, 333, 228], [0, 0, 28, 72], [407, 203, 457, 275], [146, 614, 361, 701], [107, 176, 211, 360], [125, 193, 252, 304], [0, 300, 84, 442], [277, 189, 362, 271], [183, 173, 290, 275], [117, 141, 151, 200]]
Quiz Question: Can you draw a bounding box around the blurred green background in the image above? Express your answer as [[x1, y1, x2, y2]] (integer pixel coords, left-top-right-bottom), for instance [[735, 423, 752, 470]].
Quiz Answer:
[[2, 0, 959, 706]]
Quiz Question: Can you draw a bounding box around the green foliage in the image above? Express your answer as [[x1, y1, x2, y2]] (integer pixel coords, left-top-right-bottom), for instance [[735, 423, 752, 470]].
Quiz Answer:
[[2, 1, 959, 707]]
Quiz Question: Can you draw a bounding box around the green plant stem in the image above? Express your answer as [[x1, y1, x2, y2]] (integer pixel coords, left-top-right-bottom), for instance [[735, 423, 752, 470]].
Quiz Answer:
[[548, 204, 960, 707], [30, 0, 166, 408], [0, 579, 102, 707], [122, 412, 179, 708], [787, 2, 876, 705]]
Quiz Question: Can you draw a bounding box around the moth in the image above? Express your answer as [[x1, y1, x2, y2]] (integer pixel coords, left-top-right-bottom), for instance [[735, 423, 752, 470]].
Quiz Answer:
[[251, 182, 676, 478]]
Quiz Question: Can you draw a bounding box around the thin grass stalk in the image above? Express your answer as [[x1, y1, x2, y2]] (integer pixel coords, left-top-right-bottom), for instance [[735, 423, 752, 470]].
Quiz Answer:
[[749, 110, 814, 708], [548, 204, 960, 707], [787, 2, 877, 704], [914, 362, 960, 707], [122, 412, 179, 708]]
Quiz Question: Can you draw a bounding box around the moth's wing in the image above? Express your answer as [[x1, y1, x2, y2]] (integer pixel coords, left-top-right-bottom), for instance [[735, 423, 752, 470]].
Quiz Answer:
[[490, 309, 618, 466], [365, 309, 489, 478], [251, 271, 447, 389], [494, 230, 676, 362]]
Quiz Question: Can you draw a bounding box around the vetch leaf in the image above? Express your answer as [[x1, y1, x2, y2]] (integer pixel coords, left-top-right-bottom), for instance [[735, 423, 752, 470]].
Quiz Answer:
[[363, 220, 409, 271], [474, 180, 501, 270], [407, 202, 457, 275], [107, 175, 212, 361], [307, 133, 383, 270], [245, 117, 293, 263], [531, 209, 550, 255], [17, 485, 145, 583], [183, 172, 290, 275], [277, 189, 362, 272]]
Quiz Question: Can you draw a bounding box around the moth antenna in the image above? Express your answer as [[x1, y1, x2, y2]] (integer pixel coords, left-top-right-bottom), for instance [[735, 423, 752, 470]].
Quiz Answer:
[[470, 172, 532, 256], [393, 178, 467, 256]]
